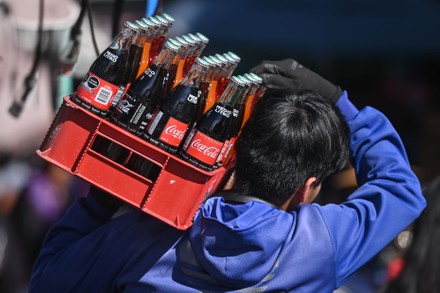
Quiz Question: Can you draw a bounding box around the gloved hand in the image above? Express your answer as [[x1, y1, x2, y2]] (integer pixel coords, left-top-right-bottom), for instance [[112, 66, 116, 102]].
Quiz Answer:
[[250, 58, 343, 103]]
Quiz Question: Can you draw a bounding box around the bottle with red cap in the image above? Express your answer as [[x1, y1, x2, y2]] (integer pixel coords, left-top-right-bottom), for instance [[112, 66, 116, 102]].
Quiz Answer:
[[110, 40, 181, 133], [73, 21, 137, 117], [179, 76, 248, 171], [144, 57, 211, 154]]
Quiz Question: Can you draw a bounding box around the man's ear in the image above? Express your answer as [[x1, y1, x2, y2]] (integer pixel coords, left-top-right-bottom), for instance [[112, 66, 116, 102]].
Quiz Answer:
[[302, 177, 321, 204], [281, 177, 321, 210]]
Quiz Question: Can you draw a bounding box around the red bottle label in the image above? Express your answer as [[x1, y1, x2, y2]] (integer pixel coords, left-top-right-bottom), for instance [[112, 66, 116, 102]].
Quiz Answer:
[[215, 139, 231, 164], [158, 117, 188, 147], [185, 131, 223, 166], [76, 72, 120, 111]]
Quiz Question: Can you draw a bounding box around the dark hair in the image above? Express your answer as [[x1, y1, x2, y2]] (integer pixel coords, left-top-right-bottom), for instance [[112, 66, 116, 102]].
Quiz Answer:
[[234, 89, 350, 207], [384, 175, 440, 293]]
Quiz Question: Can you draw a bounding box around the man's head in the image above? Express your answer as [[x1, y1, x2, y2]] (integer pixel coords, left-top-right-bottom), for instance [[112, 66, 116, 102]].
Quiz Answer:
[[234, 89, 350, 210]]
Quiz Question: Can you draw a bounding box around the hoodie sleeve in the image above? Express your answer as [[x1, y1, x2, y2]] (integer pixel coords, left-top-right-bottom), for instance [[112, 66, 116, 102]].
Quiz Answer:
[[29, 190, 117, 286], [317, 91, 426, 288]]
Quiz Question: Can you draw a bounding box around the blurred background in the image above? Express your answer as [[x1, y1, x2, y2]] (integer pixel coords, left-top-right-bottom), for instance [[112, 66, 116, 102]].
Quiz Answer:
[[0, 0, 439, 292]]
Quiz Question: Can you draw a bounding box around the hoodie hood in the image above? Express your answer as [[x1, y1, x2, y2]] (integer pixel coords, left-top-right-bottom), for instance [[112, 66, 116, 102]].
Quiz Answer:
[[189, 196, 295, 288]]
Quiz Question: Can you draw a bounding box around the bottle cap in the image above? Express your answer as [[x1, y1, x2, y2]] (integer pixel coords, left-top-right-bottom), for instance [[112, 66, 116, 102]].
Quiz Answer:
[[195, 32, 209, 44], [202, 56, 216, 67], [164, 40, 180, 53], [194, 57, 210, 68], [124, 21, 139, 31], [237, 75, 253, 86], [188, 33, 201, 43], [135, 19, 150, 31], [246, 72, 263, 84], [214, 53, 228, 65], [182, 34, 197, 46], [231, 76, 247, 87], [149, 16, 163, 27], [225, 51, 241, 63], [155, 15, 170, 26], [167, 38, 181, 48], [162, 13, 175, 24], [142, 18, 157, 28], [223, 53, 237, 64], [175, 36, 189, 46]]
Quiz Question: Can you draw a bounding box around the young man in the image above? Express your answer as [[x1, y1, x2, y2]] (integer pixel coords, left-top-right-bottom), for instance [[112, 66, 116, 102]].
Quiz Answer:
[[29, 59, 426, 292]]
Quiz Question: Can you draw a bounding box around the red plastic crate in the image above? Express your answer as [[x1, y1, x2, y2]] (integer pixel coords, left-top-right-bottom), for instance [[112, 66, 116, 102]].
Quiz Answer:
[[37, 96, 230, 230]]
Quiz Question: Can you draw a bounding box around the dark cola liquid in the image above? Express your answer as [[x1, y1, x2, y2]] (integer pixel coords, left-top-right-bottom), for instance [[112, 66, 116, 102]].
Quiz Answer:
[[164, 63, 178, 98], [180, 102, 233, 170], [110, 65, 167, 132], [89, 48, 128, 85], [183, 56, 195, 78], [126, 43, 143, 84], [149, 36, 165, 64], [145, 85, 203, 153]]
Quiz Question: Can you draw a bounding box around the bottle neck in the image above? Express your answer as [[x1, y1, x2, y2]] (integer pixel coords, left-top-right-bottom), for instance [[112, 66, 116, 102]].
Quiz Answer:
[[180, 62, 209, 87], [151, 47, 180, 69], [110, 27, 136, 50], [133, 29, 148, 46], [218, 80, 247, 106]]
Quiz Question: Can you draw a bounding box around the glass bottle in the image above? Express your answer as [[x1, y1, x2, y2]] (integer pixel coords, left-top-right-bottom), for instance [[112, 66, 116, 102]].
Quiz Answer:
[[73, 21, 137, 117], [179, 76, 248, 171], [110, 41, 181, 134], [144, 57, 211, 154]]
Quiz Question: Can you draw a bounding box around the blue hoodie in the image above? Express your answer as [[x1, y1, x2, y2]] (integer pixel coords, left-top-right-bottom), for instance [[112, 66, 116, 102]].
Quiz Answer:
[[29, 92, 426, 292]]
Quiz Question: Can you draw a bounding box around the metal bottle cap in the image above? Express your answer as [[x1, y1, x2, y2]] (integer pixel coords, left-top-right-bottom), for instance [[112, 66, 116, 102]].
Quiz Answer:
[[142, 18, 157, 28], [124, 21, 139, 31], [226, 51, 241, 63], [195, 32, 209, 44], [155, 15, 169, 26], [214, 53, 228, 64], [237, 75, 253, 86], [175, 36, 190, 47], [231, 76, 247, 87], [149, 16, 163, 27], [194, 57, 210, 68], [246, 72, 263, 84], [182, 35, 197, 46], [164, 40, 180, 53], [167, 38, 181, 48], [202, 56, 216, 67], [135, 19, 150, 31], [187, 33, 201, 43], [162, 13, 175, 24]]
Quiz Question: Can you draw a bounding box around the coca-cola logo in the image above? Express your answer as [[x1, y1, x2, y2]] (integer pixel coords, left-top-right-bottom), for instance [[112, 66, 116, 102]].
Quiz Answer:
[[165, 125, 185, 140], [190, 139, 220, 158]]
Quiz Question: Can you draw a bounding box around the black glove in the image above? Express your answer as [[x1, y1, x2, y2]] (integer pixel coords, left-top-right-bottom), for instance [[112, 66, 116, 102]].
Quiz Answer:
[[250, 59, 343, 103]]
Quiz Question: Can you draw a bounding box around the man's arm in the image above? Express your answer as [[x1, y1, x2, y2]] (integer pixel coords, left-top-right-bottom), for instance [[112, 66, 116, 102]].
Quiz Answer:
[[30, 187, 121, 284], [318, 91, 425, 287]]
